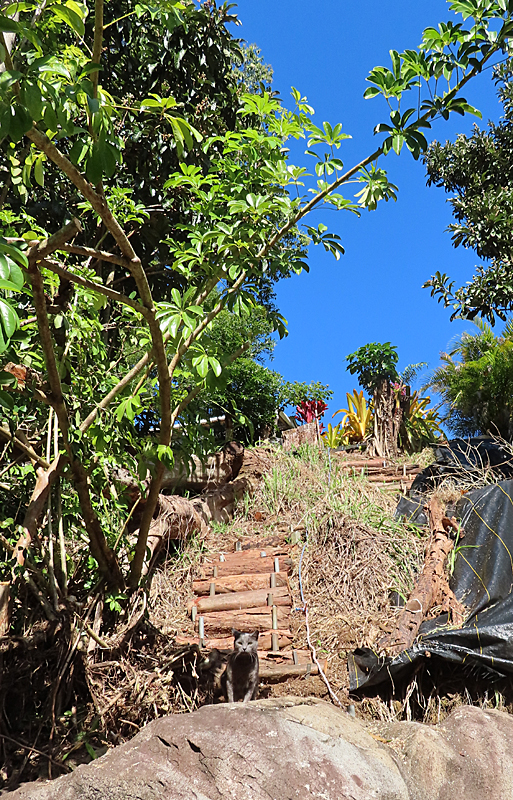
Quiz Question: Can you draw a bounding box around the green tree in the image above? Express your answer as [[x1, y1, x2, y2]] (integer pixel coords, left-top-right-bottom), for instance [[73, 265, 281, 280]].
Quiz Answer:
[[424, 319, 513, 438], [424, 58, 513, 323], [0, 0, 511, 604]]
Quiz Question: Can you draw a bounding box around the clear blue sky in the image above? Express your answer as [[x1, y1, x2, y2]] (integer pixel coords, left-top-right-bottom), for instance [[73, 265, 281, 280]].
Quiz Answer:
[[232, 1, 504, 420]]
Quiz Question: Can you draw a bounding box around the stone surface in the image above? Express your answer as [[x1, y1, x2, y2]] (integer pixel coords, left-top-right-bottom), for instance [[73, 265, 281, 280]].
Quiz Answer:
[[381, 704, 513, 800], [5, 697, 407, 800], [6, 699, 513, 800]]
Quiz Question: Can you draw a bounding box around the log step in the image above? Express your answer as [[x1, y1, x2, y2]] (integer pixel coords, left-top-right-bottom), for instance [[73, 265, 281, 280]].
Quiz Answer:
[[198, 556, 293, 579], [192, 572, 289, 595], [175, 631, 293, 651], [189, 584, 290, 614], [199, 606, 291, 635]]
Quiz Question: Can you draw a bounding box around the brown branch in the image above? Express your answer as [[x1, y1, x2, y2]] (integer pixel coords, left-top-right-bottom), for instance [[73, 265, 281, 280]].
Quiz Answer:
[[78, 336, 170, 433], [27, 250, 122, 586], [60, 243, 130, 267], [379, 497, 464, 655], [28, 218, 82, 263], [40, 258, 150, 318], [25, 129, 171, 579], [0, 425, 49, 468]]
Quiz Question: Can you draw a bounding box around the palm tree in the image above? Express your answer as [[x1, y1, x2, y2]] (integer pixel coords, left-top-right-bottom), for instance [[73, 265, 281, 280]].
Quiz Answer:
[[424, 319, 513, 439]]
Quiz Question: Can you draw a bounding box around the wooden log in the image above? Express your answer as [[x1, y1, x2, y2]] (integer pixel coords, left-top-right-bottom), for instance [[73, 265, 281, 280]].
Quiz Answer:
[[209, 545, 291, 563], [0, 582, 9, 635], [259, 662, 325, 680], [174, 631, 293, 650], [198, 558, 292, 579], [379, 497, 465, 655], [201, 606, 290, 634], [366, 473, 418, 483], [188, 585, 290, 614], [192, 572, 289, 595]]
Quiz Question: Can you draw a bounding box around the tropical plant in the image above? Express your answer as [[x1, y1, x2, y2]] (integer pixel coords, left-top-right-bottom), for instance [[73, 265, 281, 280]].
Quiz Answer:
[[295, 399, 328, 425], [321, 422, 348, 449], [398, 390, 444, 453], [332, 390, 373, 443], [424, 319, 513, 438], [346, 343, 399, 394]]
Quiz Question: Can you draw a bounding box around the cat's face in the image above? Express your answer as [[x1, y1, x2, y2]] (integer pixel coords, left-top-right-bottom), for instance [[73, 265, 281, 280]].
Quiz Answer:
[[232, 629, 259, 654]]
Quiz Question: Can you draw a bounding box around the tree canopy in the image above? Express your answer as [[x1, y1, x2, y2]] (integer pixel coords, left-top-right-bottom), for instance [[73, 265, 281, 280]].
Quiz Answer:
[[424, 58, 513, 323], [1, 0, 512, 601]]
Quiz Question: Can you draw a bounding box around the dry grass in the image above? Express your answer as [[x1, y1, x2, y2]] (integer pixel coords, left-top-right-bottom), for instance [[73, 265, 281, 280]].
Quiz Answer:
[[146, 443, 427, 705]]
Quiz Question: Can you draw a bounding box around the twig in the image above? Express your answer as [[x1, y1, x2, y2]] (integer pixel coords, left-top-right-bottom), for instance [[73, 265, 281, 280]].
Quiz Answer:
[[0, 733, 70, 772]]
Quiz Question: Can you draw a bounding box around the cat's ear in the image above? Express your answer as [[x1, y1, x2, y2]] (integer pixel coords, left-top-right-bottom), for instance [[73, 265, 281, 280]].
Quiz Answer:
[[253, 630, 260, 640], [232, 628, 241, 639]]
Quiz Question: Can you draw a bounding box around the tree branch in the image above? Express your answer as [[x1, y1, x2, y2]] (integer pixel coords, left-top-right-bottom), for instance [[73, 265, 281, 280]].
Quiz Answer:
[[60, 244, 130, 268], [40, 258, 150, 318]]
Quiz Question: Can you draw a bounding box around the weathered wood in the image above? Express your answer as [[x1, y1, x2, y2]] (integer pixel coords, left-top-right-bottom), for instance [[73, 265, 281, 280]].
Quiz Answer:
[[192, 572, 289, 595], [201, 606, 290, 634], [174, 631, 293, 650], [379, 497, 465, 655], [366, 473, 418, 483], [198, 558, 292, 579], [189, 585, 290, 614], [209, 545, 291, 564], [0, 582, 10, 635], [259, 662, 323, 679], [282, 421, 318, 451]]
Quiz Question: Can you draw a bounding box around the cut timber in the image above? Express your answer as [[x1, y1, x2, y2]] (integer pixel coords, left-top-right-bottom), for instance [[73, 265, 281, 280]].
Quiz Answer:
[[192, 572, 289, 595], [259, 662, 324, 679], [210, 545, 292, 563], [201, 606, 290, 634], [379, 497, 465, 655], [366, 473, 418, 483], [174, 631, 293, 650], [189, 585, 290, 614], [198, 558, 292, 579]]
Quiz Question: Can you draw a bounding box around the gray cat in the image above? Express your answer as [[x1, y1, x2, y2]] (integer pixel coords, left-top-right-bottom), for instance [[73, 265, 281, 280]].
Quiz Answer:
[[225, 629, 259, 703]]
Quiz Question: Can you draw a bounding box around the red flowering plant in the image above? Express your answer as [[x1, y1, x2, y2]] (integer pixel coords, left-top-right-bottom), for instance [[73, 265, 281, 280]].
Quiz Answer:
[[295, 399, 328, 431]]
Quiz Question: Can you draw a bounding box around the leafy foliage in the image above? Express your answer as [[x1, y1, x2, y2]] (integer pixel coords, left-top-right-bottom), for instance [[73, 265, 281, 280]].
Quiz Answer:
[[423, 319, 513, 437], [346, 342, 399, 394], [424, 59, 513, 323], [332, 390, 373, 443], [398, 390, 443, 453]]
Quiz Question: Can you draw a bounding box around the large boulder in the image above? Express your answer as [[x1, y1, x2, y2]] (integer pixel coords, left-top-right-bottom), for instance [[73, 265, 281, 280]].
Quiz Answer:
[[5, 698, 513, 799]]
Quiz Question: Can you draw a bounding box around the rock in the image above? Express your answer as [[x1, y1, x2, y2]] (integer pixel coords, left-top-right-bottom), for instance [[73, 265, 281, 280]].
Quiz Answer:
[[6, 700, 513, 800], [6, 697, 407, 800], [380, 704, 513, 800]]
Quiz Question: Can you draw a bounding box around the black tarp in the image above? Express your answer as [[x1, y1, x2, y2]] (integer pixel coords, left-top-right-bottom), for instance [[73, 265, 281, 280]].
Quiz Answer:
[[349, 473, 513, 692]]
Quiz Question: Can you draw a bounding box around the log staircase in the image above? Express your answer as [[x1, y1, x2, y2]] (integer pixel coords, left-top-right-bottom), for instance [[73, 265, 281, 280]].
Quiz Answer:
[[176, 536, 321, 679]]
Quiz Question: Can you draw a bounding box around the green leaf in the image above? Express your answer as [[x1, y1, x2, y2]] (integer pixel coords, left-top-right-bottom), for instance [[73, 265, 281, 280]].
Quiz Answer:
[[33, 156, 44, 187], [43, 104, 58, 132], [9, 105, 32, 143], [0, 297, 18, 352], [0, 242, 28, 270], [0, 253, 23, 290], [0, 14, 19, 32], [51, 3, 85, 36], [0, 389, 14, 411]]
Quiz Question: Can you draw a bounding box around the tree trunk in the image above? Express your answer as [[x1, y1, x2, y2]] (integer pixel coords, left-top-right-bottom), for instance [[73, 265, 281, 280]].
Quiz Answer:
[[370, 379, 397, 458]]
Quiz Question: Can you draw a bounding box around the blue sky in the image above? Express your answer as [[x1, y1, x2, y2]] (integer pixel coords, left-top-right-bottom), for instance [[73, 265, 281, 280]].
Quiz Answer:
[[232, 1, 505, 421]]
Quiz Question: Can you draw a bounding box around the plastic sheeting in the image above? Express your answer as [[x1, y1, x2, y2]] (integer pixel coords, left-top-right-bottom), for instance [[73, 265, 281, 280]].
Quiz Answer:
[[349, 469, 513, 692]]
